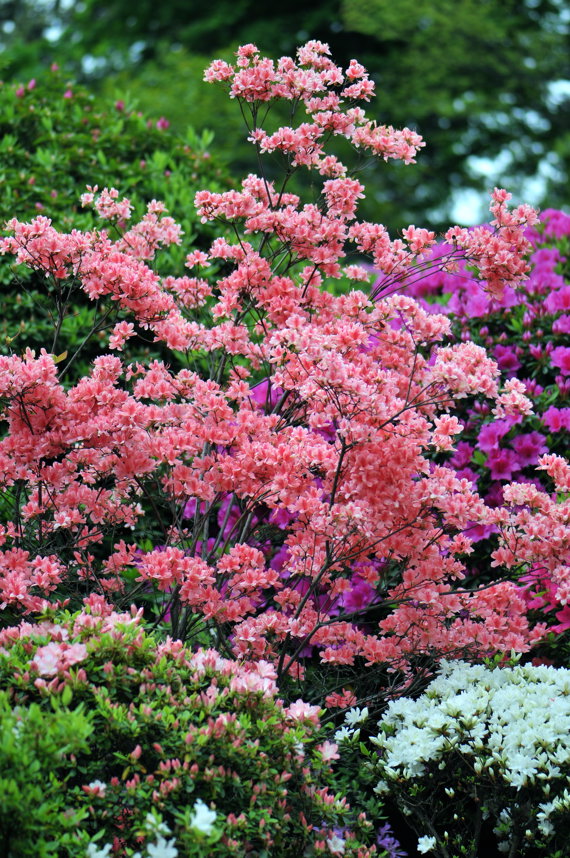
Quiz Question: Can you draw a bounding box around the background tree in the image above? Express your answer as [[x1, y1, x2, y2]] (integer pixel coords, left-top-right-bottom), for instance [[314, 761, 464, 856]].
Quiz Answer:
[[0, 0, 568, 230]]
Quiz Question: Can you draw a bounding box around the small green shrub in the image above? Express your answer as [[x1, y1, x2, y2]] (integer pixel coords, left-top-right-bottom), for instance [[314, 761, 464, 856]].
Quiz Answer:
[[0, 605, 378, 857], [0, 690, 92, 856]]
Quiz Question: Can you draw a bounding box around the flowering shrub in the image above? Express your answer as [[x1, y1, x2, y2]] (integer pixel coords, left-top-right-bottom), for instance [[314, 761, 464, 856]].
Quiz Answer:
[[0, 66, 229, 376], [367, 659, 570, 857], [385, 209, 570, 653], [0, 604, 378, 856], [1, 41, 564, 717]]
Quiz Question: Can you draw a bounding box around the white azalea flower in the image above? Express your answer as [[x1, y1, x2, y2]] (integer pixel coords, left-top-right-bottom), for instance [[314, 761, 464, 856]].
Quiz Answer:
[[417, 835, 437, 853], [146, 836, 178, 858], [326, 833, 346, 854], [344, 706, 369, 726], [86, 845, 112, 858], [189, 798, 217, 835], [144, 812, 171, 836]]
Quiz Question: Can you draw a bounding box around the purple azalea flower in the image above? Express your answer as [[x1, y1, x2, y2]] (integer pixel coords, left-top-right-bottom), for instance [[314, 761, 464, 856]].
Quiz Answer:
[[510, 432, 548, 468], [485, 448, 521, 481], [540, 209, 570, 240], [249, 378, 284, 410], [493, 344, 521, 374], [542, 406, 570, 432], [449, 441, 474, 469], [484, 481, 505, 508], [545, 286, 570, 314], [476, 419, 512, 454], [464, 289, 491, 318], [552, 314, 570, 335], [271, 544, 291, 576], [465, 521, 498, 543], [522, 377, 543, 397], [341, 576, 377, 613], [183, 497, 209, 519], [377, 822, 407, 858]]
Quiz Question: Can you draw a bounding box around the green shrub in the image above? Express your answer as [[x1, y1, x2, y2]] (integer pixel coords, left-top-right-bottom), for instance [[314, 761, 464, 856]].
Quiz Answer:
[[0, 690, 93, 856], [0, 605, 379, 857]]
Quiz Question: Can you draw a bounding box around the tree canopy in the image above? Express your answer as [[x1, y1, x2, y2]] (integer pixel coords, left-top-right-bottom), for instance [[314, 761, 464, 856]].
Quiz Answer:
[[0, 0, 568, 230]]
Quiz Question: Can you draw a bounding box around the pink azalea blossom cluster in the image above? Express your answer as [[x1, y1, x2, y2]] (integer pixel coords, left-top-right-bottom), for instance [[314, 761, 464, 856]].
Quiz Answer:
[[204, 41, 420, 168], [385, 209, 570, 643], [0, 42, 558, 700]]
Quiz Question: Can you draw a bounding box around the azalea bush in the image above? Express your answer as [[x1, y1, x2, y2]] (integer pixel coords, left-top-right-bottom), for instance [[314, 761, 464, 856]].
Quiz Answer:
[[0, 603, 379, 857], [364, 659, 570, 857], [1, 40, 567, 720], [387, 208, 570, 658], [0, 66, 229, 376]]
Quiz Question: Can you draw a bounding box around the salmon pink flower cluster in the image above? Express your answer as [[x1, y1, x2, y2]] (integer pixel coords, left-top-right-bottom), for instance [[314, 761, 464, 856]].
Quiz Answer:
[[384, 208, 570, 651], [0, 42, 561, 711]]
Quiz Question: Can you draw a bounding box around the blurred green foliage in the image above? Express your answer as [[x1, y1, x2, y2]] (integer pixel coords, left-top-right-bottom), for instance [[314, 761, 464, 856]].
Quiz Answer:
[[0, 691, 93, 856], [0, 0, 568, 231]]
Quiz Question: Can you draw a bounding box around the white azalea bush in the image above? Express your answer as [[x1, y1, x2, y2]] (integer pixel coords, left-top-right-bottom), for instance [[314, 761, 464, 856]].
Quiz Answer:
[[358, 660, 570, 857]]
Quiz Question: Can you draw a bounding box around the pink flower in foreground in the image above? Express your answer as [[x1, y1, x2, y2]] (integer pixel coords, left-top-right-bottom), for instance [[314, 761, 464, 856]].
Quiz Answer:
[[32, 641, 88, 676], [285, 700, 321, 724], [550, 346, 570, 376]]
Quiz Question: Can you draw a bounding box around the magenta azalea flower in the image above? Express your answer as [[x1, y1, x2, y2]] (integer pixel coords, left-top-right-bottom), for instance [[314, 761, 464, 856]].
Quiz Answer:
[[476, 419, 512, 454], [550, 346, 570, 375], [486, 447, 521, 481], [510, 432, 548, 468]]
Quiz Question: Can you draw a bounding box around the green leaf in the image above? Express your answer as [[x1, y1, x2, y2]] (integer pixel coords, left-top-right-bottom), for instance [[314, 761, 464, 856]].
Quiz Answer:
[[472, 449, 487, 466]]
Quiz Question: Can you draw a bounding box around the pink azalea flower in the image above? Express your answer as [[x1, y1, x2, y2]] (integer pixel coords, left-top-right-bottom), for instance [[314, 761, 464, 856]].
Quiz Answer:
[[33, 641, 88, 676], [285, 700, 321, 724], [550, 346, 570, 375]]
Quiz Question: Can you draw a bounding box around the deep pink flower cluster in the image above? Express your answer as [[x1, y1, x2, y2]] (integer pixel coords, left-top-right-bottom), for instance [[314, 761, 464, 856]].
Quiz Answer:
[[0, 42, 560, 698]]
